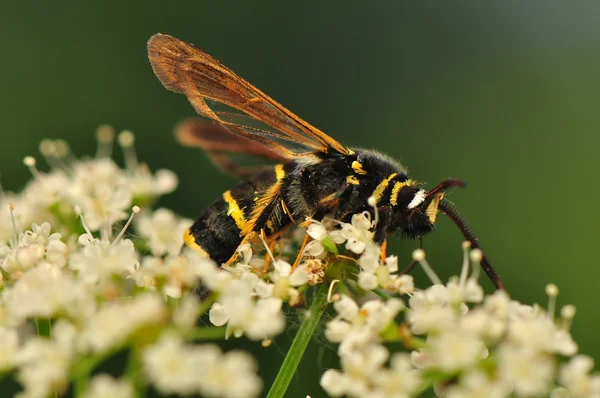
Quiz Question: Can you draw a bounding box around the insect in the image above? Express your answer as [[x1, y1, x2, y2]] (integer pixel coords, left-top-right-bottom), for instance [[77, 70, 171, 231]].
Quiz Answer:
[[147, 34, 504, 290]]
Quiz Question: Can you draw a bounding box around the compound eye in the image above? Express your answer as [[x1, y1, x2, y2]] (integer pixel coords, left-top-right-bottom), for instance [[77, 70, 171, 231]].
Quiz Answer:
[[396, 186, 418, 207]]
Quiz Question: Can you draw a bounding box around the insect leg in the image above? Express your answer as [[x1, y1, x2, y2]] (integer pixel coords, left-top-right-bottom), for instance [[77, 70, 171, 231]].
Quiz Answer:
[[292, 228, 312, 270], [374, 205, 394, 263], [400, 236, 423, 275], [318, 182, 352, 211]]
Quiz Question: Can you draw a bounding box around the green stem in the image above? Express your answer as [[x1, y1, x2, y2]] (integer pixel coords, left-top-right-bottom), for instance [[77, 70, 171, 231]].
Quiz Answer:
[[35, 318, 52, 337], [72, 351, 114, 398], [185, 326, 226, 341], [266, 282, 329, 398], [372, 288, 392, 301], [125, 347, 146, 398]]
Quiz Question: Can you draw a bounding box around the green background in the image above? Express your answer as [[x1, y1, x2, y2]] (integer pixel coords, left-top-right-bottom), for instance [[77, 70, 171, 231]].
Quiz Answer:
[[2, 1, 600, 397]]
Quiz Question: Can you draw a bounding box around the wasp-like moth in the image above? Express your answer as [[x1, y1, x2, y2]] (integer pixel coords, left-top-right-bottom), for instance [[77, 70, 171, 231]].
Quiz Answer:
[[147, 34, 503, 290]]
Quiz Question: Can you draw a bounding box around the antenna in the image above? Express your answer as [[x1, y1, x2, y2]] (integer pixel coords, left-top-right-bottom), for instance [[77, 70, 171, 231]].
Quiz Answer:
[[438, 199, 505, 290]]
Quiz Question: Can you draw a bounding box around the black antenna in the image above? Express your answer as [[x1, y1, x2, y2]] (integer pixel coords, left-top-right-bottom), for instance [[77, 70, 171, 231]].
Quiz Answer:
[[426, 179, 466, 199], [438, 199, 504, 290]]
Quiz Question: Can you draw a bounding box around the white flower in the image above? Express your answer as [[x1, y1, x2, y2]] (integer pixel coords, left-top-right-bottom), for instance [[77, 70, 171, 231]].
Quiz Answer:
[[143, 334, 206, 395], [407, 286, 456, 335], [20, 168, 70, 211], [84, 374, 134, 398], [198, 348, 262, 398], [0, 327, 19, 372], [209, 277, 285, 340], [416, 330, 488, 372], [370, 353, 422, 397], [16, 335, 73, 398], [303, 220, 346, 258], [143, 334, 262, 398], [128, 168, 178, 199], [131, 255, 164, 291], [357, 272, 378, 290], [0, 222, 68, 274], [67, 159, 132, 231], [70, 238, 138, 285], [325, 296, 403, 351], [340, 212, 374, 254], [79, 293, 167, 352], [507, 303, 578, 356], [162, 254, 205, 298], [320, 369, 347, 397], [320, 342, 391, 398], [356, 242, 414, 294], [135, 208, 191, 257], [446, 276, 484, 305], [557, 355, 600, 397], [445, 370, 510, 398], [3, 262, 95, 324], [497, 345, 556, 396], [459, 307, 505, 342], [270, 260, 308, 303]]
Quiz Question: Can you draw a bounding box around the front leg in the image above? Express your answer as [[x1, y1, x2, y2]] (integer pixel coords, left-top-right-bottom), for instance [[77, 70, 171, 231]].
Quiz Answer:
[[312, 182, 353, 220], [374, 205, 393, 261], [374, 205, 393, 244]]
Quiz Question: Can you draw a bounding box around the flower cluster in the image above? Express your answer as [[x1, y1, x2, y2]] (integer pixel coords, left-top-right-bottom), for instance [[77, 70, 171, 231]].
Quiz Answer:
[[320, 245, 598, 398], [0, 128, 262, 398], [1, 127, 598, 398]]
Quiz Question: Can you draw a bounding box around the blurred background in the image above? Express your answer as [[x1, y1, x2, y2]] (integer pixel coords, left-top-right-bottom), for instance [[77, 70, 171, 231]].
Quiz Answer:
[[2, 1, 600, 397]]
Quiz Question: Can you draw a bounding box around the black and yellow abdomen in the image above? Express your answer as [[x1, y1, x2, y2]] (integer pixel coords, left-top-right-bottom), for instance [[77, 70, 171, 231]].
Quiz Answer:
[[184, 163, 294, 264]]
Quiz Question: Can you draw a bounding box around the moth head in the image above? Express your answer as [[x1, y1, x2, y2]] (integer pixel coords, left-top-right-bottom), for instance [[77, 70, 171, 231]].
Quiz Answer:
[[394, 179, 466, 238]]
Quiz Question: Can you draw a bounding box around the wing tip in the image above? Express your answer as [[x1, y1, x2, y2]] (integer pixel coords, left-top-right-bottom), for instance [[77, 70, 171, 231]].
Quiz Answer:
[[147, 33, 188, 93]]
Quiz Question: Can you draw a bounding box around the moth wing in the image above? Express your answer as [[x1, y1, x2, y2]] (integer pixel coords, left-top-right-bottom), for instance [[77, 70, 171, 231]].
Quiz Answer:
[[148, 33, 353, 158]]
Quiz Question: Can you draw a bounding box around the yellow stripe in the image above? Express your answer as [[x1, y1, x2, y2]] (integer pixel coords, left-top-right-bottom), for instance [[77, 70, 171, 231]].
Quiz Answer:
[[223, 190, 247, 230], [183, 228, 209, 257], [351, 161, 367, 175], [371, 173, 398, 203], [275, 164, 285, 181], [241, 164, 286, 237], [266, 219, 275, 233], [346, 175, 360, 185], [390, 179, 417, 206]]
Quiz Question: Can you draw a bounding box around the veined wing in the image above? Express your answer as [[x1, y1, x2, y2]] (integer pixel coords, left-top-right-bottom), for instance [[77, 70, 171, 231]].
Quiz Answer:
[[147, 33, 353, 158]]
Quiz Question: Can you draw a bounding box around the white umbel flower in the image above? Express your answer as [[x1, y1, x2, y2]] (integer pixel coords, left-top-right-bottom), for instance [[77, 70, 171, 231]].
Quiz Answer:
[[3, 262, 95, 324], [16, 333, 74, 398], [67, 159, 132, 231], [0, 327, 19, 372], [142, 334, 206, 395], [135, 208, 191, 257], [143, 334, 262, 398], [84, 374, 134, 398], [69, 238, 138, 285], [557, 355, 600, 397], [79, 293, 167, 352], [497, 345, 556, 396], [407, 286, 456, 335], [269, 259, 308, 304], [0, 222, 68, 273], [340, 212, 374, 254]]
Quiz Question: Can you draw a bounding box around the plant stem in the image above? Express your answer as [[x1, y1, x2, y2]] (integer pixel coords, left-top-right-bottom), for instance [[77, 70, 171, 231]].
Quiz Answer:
[[72, 350, 114, 398], [266, 282, 329, 398], [372, 288, 392, 301], [186, 326, 226, 341], [125, 347, 146, 398]]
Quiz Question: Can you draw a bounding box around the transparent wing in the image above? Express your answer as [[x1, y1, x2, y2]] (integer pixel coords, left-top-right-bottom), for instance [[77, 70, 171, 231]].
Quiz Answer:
[[175, 118, 289, 178]]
